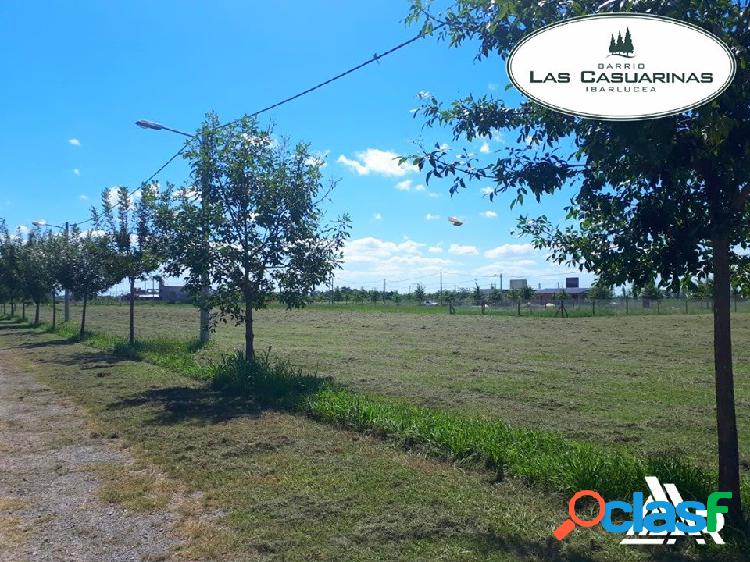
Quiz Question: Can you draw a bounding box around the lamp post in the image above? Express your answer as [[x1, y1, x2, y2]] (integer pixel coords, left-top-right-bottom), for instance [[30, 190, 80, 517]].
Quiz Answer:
[[136, 119, 211, 343], [33, 220, 70, 325]]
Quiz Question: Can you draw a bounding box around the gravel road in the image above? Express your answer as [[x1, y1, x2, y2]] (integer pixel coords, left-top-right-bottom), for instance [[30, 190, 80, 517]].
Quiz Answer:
[[0, 354, 183, 562]]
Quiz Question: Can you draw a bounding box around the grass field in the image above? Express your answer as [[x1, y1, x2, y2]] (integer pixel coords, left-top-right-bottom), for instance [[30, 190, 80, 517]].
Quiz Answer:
[[2, 320, 746, 561], [27, 301, 750, 473]]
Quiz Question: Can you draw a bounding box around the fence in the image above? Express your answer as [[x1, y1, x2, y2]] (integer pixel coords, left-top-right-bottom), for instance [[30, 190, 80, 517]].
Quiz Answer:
[[308, 296, 750, 317]]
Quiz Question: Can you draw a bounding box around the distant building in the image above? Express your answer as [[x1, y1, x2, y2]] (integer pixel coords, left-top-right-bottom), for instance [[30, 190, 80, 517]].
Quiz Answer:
[[534, 287, 589, 304], [566, 277, 580, 289], [158, 279, 192, 304], [509, 278, 528, 290]]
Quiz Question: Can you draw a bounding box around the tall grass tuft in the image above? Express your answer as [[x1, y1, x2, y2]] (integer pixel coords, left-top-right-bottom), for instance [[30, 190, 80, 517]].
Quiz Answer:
[[209, 350, 329, 410], [305, 386, 737, 504]]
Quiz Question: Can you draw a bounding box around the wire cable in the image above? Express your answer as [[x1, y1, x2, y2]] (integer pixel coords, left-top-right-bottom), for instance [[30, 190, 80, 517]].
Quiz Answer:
[[61, 24, 444, 229]]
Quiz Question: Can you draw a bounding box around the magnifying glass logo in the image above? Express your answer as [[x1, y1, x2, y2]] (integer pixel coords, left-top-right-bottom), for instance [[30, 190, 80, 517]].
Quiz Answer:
[[553, 490, 606, 541]]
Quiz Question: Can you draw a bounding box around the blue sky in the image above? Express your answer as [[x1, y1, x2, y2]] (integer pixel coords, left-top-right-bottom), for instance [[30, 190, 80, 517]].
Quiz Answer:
[[0, 1, 593, 294]]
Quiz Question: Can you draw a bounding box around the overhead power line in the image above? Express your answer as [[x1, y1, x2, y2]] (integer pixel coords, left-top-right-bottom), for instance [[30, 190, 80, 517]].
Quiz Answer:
[[63, 23, 444, 229]]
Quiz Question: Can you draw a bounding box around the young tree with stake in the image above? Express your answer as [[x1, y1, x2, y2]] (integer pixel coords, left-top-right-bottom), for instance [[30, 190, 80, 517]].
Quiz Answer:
[[165, 115, 349, 359], [407, 0, 749, 524], [96, 184, 160, 345]]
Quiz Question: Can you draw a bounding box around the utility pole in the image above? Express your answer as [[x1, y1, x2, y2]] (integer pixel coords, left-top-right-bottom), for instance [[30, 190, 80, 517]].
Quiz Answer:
[[64, 221, 70, 323], [500, 273, 503, 292], [383, 279, 386, 304], [136, 119, 211, 344], [198, 126, 211, 344], [440, 271, 443, 304]]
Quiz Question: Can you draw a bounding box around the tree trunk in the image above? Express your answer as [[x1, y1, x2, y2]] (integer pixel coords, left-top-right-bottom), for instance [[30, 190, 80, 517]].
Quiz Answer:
[[80, 293, 88, 338], [22, 302, 25, 320], [244, 291, 254, 360], [52, 290, 56, 329], [712, 237, 742, 524], [129, 276, 135, 346], [34, 302, 39, 326]]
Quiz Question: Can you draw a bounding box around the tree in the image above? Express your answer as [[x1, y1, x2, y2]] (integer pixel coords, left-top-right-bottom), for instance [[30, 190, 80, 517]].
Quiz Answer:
[[407, 0, 749, 522], [588, 281, 613, 300], [165, 115, 349, 359], [414, 283, 426, 303], [623, 27, 634, 56], [56, 228, 117, 337], [473, 283, 482, 305], [96, 184, 160, 345], [19, 227, 55, 326], [0, 221, 24, 316], [641, 281, 663, 301], [609, 34, 617, 54], [519, 285, 535, 301]]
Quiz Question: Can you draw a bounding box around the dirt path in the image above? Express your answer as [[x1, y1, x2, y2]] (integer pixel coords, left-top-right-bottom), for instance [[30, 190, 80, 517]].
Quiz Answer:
[[0, 353, 183, 562]]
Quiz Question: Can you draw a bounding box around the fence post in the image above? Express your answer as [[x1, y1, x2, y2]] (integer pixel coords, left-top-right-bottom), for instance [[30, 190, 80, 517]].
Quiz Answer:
[[517, 301, 521, 316], [592, 299, 596, 316]]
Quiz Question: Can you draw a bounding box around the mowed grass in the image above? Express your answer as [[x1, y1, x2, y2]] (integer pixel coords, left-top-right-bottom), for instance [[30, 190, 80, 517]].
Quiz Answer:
[[35, 302, 750, 471], [0, 321, 690, 562]]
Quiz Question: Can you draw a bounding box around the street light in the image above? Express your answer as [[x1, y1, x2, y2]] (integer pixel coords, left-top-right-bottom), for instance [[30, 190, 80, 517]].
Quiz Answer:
[[136, 118, 211, 343], [136, 119, 194, 138], [33, 220, 71, 326]]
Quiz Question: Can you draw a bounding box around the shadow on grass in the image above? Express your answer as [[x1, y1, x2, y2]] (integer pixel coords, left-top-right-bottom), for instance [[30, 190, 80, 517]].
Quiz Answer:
[[106, 385, 264, 425]]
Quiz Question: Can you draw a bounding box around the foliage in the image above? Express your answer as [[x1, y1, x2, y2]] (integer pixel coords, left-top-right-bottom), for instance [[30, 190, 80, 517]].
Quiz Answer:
[[589, 281, 613, 300], [96, 184, 161, 286], [159, 113, 349, 358], [641, 281, 664, 300], [414, 283, 426, 302], [95, 184, 161, 343], [406, 0, 750, 520]]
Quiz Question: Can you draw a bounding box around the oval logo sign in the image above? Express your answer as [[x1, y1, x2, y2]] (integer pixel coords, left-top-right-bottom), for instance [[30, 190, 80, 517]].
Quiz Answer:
[[507, 13, 736, 120]]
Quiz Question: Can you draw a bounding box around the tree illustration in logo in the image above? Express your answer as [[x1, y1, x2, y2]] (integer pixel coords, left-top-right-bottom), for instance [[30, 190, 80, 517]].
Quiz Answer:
[[608, 27, 634, 57]]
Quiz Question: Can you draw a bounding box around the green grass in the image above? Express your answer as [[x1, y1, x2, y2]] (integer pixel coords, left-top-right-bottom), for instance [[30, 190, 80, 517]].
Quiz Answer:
[[2, 320, 708, 561], [4, 313, 750, 558], [32, 302, 750, 471], [31, 318, 745, 516]]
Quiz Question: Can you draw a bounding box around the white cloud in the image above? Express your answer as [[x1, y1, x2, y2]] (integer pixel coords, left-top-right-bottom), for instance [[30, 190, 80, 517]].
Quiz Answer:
[[428, 245, 443, 254], [480, 210, 498, 218], [484, 243, 535, 259], [448, 244, 479, 256], [337, 148, 418, 177], [373, 212, 382, 220], [414, 183, 426, 192], [481, 187, 494, 196], [68, 138, 81, 146], [395, 179, 413, 191], [79, 194, 88, 201], [427, 192, 440, 198], [72, 168, 80, 176], [425, 213, 441, 221], [480, 142, 490, 154], [344, 237, 424, 263], [488, 83, 499, 91], [338, 236, 458, 289], [17, 225, 30, 234]]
